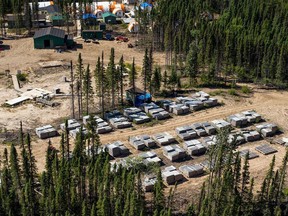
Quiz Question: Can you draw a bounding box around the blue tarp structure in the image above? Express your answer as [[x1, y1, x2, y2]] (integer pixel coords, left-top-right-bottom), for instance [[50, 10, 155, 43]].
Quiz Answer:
[[135, 93, 151, 107], [83, 14, 97, 19], [140, 2, 153, 10], [126, 87, 152, 107]]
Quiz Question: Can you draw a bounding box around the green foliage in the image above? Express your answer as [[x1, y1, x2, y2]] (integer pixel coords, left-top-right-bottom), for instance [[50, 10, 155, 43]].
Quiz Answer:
[[241, 85, 252, 94], [154, 0, 288, 87], [228, 88, 237, 96], [16, 73, 28, 82], [151, 67, 162, 94]]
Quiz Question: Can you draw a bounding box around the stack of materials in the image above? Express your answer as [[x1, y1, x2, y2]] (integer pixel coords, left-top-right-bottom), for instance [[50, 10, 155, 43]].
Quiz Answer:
[[156, 100, 174, 110], [105, 141, 130, 157], [83, 115, 112, 134], [211, 119, 231, 130], [60, 119, 81, 131], [191, 123, 208, 136], [69, 127, 88, 139], [161, 166, 184, 185], [177, 97, 204, 111], [153, 132, 176, 146], [193, 91, 218, 107], [241, 130, 261, 142], [123, 107, 150, 124], [138, 151, 162, 164], [228, 132, 246, 145], [256, 123, 278, 137], [200, 160, 216, 171], [183, 140, 206, 156], [139, 135, 157, 148], [202, 135, 217, 148], [169, 104, 190, 115], [143, 176, 157, 192], [241, 110, 262, 123], [163, 145, 186, 162], [227, 114, 248, 127], [179, 164, 204, 178], [194, 91, 210, 99], [274, 137, 288, 147], [129, 136, 146, 150], [35, 125, 58, 139], [105, 110, 132, 129], [201, 122, 216, 135], [129, 135, 156, 149], [141, 102, 170, 120], [175, 125, 197, 140]]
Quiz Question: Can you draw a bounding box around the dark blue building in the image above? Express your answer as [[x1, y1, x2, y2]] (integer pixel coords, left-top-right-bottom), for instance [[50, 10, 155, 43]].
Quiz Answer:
[[126, 87, 152, 107]]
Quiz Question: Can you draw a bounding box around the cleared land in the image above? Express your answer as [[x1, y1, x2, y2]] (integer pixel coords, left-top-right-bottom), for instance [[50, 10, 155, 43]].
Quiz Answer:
[[0, 38, 288, 209]]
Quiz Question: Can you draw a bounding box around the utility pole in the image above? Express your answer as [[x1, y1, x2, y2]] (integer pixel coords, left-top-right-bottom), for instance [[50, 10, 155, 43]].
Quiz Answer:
[[101, 51, 105, 119], [120, 59, 124, 106], [70, 61, 75, 119]]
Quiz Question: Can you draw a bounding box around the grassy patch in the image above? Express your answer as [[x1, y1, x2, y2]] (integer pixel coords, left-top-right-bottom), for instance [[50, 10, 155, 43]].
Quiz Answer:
[[228, 88, 238, 96], [241, 85, 252, 94], [210, 90, 225, 96]]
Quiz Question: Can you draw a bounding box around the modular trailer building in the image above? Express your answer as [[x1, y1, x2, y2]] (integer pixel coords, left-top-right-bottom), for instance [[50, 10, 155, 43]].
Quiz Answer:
[[82, 30, 103, 40]]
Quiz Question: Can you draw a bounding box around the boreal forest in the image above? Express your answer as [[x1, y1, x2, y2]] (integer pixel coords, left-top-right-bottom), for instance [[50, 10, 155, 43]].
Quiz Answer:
[[151, 0, 288, 87], [0, 0, 288, 216]]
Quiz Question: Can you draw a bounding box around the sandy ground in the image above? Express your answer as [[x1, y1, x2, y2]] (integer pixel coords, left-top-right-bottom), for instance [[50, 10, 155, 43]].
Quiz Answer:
[[0, 38, 288, 210], [0, 37, 166, 73]]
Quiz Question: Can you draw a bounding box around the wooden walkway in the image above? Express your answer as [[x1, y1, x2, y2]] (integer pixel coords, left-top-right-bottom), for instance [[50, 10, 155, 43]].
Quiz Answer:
[[11, 75, 22, 92]]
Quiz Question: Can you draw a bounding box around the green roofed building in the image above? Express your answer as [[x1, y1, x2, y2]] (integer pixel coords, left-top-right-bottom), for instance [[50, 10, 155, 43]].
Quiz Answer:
[[102, 12, 117, 24], [33, 27, 74, 49]]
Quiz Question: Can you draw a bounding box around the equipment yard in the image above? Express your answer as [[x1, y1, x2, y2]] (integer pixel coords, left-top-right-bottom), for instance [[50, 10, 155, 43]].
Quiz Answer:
[[1, 37, 288, 210]]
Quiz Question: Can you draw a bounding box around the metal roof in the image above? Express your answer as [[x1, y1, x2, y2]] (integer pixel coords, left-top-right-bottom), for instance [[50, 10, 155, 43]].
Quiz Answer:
[[33, 27, 65, 39], [5, 96, 31, 106], [40, 5, 62, 14], [102, 12, 116, 18]]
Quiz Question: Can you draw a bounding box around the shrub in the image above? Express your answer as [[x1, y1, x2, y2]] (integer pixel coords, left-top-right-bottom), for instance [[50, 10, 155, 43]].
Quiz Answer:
[[228, 88, 237, 96], [17, 73, 28, 82], [210, 90, 225, 96], [241, 85, 252, 94]]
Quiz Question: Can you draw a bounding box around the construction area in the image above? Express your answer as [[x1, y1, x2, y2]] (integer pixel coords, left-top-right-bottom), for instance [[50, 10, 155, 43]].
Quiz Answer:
[[1, 31, 288, 207]]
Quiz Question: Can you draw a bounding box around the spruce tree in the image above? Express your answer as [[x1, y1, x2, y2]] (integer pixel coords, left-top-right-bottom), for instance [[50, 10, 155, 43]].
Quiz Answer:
[[76, 53, 84, 118], [118, 55, 126, 106], [151, 67, 162, 94], [142, 48, 150, 99], [185, 41, 198, 86], [107, 48, 116, 108], [83, 64, 94, 115]]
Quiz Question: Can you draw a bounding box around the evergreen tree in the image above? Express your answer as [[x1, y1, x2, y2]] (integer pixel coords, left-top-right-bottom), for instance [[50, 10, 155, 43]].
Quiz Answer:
[[151, 67, 162, 94], [76, 53, 84, 118], [118, 55, 126, 106], [142, 48, 150, 99], [107, 48, 116, 108], [83, 64, 94, 115], [185, 41, 198, 86]]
